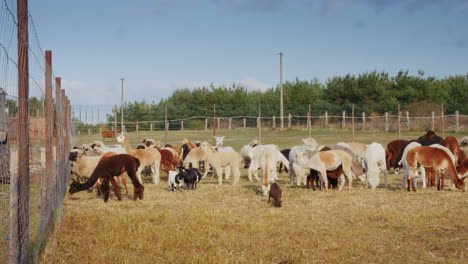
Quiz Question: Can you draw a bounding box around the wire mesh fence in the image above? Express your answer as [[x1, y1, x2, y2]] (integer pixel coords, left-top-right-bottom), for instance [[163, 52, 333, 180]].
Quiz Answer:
[[1, 0, 72, 263]]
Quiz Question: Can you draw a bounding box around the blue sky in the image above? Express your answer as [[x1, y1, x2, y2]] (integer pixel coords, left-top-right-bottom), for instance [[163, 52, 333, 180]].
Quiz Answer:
[[29, 0, 468, 106]]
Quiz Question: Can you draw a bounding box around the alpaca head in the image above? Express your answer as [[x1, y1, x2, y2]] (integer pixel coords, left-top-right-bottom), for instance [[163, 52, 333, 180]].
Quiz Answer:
[[116, 133, 127, 143], [200, 142, 213, 152], [302, 137, 318, 152], [69, 178, 80, 194], [68, 149, 83, 161], [249, 139, 260, 148], [214, 136, 225, 148]]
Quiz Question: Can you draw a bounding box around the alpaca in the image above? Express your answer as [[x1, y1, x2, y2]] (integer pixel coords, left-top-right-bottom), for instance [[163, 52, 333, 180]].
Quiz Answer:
[[307, 146, 341, 191], [327, 144, 365, 180], [183, 147, 207, 176], [69, 154, 144, 202], [90, 140, 127, 154], [417, 130, 444, 146], [117, 133, 162, 184], [337, 142, 367, 166], [165, 144, 182, 156], [288, 137, 319, 185], [182, 138, 197, 149], [399, 142, 423, 188], [385, 139, 410, 174], [363, 142, 388, 189], [248, 145, 279, 181], [268, 183, 282, 207], [259, 148, 290, 195], [200, 142, 242, 185], [428, 144, 457, 190], [295, 149, 353, 191], [278, 149, 290, 173], [444, 136, 464, 165], [403, 146, 465, 192]]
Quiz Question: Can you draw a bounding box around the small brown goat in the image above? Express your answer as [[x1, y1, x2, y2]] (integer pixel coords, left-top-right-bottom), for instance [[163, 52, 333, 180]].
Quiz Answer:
[[268, 183, 282, 207]]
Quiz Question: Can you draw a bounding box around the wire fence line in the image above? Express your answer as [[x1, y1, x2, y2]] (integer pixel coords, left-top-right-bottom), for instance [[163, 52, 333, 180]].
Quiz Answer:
[[70, 103, 468, 137], [1, 0, 72, 263]]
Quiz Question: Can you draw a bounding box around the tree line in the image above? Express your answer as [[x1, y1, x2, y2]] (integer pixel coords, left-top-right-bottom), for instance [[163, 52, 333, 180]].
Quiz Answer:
[[110, 70, 467, 125]]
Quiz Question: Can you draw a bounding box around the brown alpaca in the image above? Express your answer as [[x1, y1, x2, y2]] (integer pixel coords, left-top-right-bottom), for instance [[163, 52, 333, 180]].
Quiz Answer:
[[69, 154, 144, 202], [405, 146, 465, 192], [444, 136, 464, 165], [268, 183, 282, 207], [95, 152, 129, 195], [165, 144, 182, 155], [385, 139, 410, 172]]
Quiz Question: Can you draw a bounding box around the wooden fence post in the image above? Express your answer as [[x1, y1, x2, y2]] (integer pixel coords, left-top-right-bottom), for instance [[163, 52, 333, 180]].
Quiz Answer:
[[351, 105, 354, 142], [243, 118, 246, 128], [342, 111, 346, 129], [362, 112, 365, 131], [288, 113, 291, 128], [272, 115, 276, 128], [11, 1, 31, 261], [228, 118, 231, 129], [136, 121, 139, 133], [431, 111, 435, 131], [217, 117, 220, 129], [181, 121, 184, 131], [455, 111, 459, 132], [258, 104, 262, 144], [205, 119, 208, 131], [385, 112, 389, 132], [150, 123, 153, 132], [308, 104, 311, 138], [398, 104, 401, 139], [441, 104, 445, 138], [406, 111, 410, 130]]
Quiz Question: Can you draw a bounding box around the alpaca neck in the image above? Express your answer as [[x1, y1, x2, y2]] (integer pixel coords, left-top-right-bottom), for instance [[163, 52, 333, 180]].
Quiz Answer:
[[75, 169, 101, 191], [122, 137, 134, 155]]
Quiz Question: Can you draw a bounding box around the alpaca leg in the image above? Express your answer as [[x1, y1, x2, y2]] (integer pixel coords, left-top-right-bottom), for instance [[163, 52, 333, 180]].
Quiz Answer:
[[102, 178, 111, 202], [225, 166, 231, 180], [338, 174, 345, 191], [233, 166, 241, 185], [216, 167, 223, 185], [152, 162, 160, 184], [110, 177, 122, 201], [136, 167, 144, 184], [319, 170, 328, 191], [383, 169, 388, 188], [121, 175, 128, 194], [421, 168, 427, 188], [248, 163, 255, 181], [289, 164, 295, 185]]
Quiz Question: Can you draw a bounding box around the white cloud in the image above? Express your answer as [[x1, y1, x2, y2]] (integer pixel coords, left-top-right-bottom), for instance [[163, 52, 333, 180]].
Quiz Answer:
[[236, 78, 272, 91]]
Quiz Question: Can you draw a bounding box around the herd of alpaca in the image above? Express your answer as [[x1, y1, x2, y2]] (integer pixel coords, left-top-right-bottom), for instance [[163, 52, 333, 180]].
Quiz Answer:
[[68, 130, 467, 204]]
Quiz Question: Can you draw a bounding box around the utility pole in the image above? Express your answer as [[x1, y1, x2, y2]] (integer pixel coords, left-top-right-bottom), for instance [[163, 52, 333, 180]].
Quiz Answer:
[[120, 78, 124, 132], [278, 52, 284, 129]]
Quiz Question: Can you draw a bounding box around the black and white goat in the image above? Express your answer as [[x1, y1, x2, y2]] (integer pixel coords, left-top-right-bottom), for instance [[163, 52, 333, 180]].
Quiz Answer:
[[176, 167, 202, 190]]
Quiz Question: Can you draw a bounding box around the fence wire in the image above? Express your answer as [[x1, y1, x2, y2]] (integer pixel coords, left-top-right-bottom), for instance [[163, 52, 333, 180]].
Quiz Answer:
[[1, 0, 72, 263]]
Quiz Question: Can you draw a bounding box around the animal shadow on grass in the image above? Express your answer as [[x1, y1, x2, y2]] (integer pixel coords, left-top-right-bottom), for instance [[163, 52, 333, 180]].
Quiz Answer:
[[243, 184, 263, 195]]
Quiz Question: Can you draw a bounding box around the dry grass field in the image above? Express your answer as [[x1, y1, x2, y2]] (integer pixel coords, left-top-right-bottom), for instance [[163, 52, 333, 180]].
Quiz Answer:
[[48, 129, 468, 264]]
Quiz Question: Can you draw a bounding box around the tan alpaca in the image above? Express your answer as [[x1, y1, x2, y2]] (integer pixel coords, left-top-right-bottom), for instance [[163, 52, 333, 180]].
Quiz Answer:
[[117, 133, 162, 184], [200, 142, 243, 185], [296, 149, 354, 191]]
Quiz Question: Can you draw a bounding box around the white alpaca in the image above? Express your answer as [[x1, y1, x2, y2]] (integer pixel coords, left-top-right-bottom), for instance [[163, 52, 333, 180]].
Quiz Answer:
[[295, 149, 354, 191], [259, 147, 290, 195], [247, 145, 282, 181], [117, 133, 162, 184], [363, 142, 388, 189], [200, 142, 242, 185], [289, 137, 319, 185], [91, 140, 127, 154]]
